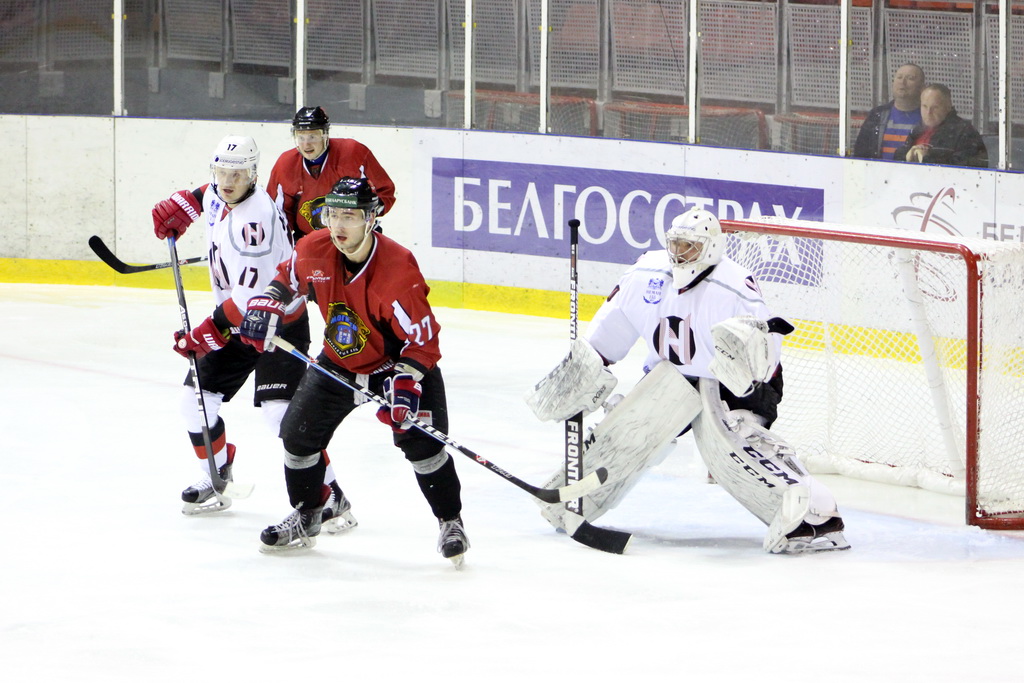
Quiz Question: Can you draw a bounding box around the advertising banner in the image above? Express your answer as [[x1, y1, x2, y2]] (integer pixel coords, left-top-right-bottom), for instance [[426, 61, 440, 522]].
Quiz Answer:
[[430, 156, 825, 266]]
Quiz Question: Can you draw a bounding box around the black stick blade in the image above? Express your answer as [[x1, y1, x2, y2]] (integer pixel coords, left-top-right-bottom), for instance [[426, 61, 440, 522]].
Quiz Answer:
[[570, 521, 632, 555], [88, 235, 207, 274], [88, 235, 132, 273]]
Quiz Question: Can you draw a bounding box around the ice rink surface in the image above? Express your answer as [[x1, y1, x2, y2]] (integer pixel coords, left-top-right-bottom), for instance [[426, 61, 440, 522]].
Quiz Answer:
[[4, 282, 1024, 682]]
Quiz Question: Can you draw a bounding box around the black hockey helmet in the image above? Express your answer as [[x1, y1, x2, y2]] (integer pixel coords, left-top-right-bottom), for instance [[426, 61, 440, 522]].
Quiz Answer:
[[291, 106, 330, 133], [325, 176, 381, 215]]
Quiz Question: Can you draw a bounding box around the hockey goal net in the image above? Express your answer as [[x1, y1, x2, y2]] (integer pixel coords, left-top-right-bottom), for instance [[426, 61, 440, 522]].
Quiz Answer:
[[444, 90, 597, 136], [602, 101, 770, 149], [721, 217, 1024, 528], [774, 112, 866, 155]]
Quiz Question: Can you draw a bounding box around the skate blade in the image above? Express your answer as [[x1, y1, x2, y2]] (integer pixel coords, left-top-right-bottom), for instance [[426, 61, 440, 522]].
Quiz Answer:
[[447, 553, 466, 570], [259, 535, 318, 554], [181, 497, 232, 516], [323, 511, 358, 535]]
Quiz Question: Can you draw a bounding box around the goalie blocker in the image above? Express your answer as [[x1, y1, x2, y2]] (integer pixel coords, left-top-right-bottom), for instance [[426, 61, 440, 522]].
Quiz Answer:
[[529, 337, 849, 555]]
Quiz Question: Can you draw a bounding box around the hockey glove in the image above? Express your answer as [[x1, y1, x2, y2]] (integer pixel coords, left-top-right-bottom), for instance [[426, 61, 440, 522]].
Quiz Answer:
[[173, 316, 228, 359], [153, 190, 202, 239], [376, 373, 422, 432], [239, 295, 285, 352]]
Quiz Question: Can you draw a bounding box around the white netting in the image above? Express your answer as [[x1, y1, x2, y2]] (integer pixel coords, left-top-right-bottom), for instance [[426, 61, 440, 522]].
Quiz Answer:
[[775, 112, 866, 155], [723, 218, 1024, 526], [602, 101, 769, 149], [444, 90, 596, 135]]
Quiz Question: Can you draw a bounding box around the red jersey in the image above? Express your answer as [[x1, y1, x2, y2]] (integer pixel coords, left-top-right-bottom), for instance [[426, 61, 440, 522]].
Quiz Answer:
[[266, 137, 396, 237], [275, 230, 440, 375]]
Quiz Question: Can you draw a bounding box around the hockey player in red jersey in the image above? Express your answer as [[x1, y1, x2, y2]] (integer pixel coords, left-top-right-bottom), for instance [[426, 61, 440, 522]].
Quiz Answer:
[[239, 177, 468, 565], [151, 135, 355, 532], [266, 106, 396, 239]]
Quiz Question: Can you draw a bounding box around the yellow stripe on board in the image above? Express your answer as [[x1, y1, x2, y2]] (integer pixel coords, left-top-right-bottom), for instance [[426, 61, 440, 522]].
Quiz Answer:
[[0, 258, 210, 290], [784, 318, 969, 369], [426, 280, 605, 320], [6, 258, 1014, 371], [0, 257, 605, 320]]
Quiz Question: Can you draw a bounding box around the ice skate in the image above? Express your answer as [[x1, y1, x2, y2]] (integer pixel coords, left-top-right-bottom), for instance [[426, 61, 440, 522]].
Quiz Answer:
[[437, 515, 470, 568], [776, 517, 850, 554], [181, 444, 235, 515], [259, 504, 324, 552], [321, 481, 358, 534]]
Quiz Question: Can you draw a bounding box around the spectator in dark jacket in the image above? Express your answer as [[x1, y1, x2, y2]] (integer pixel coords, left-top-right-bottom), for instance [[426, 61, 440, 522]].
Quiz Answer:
[[894, 84, 988, 168], [852, 63, 925, 159]]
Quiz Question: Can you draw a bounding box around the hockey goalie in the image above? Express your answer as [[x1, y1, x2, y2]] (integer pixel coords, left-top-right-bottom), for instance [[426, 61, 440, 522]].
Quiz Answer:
[[526, 209, 849, 554]]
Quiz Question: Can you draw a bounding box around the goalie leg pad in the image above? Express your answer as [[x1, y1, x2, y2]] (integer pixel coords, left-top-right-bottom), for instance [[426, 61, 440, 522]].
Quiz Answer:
[[525, 339, 618, 422], [536, 361, 701, 527], [538, 441, 675, 530], [692, 379, 845, 551]]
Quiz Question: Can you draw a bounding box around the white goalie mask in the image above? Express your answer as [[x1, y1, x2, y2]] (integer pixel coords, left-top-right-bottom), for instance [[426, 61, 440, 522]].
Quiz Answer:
[[665, 209, 725, 289]]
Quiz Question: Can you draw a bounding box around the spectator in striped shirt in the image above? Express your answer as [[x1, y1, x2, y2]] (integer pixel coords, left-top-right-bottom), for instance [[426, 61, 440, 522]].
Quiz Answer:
[[852, 63, 925, 160]]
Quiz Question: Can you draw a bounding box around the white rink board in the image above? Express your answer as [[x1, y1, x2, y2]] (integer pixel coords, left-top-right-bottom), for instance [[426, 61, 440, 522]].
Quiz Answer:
[[1, 115, 1021, 297]]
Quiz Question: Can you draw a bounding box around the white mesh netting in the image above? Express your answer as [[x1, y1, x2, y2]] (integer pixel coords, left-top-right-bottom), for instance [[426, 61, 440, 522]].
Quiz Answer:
[[724, 218, 1024, 525], [602, 101, 769, 149], [444, 90, 596, 135]]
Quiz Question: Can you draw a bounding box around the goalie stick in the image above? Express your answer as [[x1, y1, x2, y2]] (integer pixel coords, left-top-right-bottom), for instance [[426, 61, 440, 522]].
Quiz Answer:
[[566, 219, 584, 514], [89, 235, 208, 274], [270, 336, 608, 505], [167, 236, 253, 506], [562, 219, 633, 555]]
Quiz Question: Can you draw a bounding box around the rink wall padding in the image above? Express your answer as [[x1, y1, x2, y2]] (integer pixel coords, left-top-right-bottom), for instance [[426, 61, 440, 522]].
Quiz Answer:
[[0, 115, 1019, 320]]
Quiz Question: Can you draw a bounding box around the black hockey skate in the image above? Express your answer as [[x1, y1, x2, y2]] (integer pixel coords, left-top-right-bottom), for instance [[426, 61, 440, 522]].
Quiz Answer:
[[779, 517, 850, 554], [259, 504, 324, 552], [321, 481, 358, 534], [437, 515, 470, 568], [181, 444, 236, 516]]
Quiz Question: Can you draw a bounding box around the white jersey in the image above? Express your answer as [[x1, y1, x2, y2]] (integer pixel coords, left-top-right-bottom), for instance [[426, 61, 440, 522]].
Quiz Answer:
[[201, 184, 294, 323], [585, 250, 779, 380]]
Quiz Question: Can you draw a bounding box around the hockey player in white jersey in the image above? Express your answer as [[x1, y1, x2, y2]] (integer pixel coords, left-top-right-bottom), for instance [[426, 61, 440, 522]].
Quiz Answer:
[[151, 134, 354, 530], [527, 208, 848, 554]]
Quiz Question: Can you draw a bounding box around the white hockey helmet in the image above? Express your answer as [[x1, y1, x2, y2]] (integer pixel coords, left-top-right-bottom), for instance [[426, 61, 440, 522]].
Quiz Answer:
[[665, 208, 725, 289], [210, 135, 259, 203], [210, 135, 259, 181]]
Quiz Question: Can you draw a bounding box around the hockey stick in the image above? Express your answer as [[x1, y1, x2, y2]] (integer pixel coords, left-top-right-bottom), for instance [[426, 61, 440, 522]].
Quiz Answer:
[[89, 235, 208, 274], [270, 336, 608, 504], [566, 219, 584, 514], [167, 236, 252, 503], [561, 219, 632, 555]]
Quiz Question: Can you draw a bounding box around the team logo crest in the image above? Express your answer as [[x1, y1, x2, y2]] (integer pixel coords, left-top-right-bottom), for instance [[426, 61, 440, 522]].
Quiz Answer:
[[242, 222, 265, 246], [643, 277, 665, 304], [300, 196, 327, 230], [207, 198, 222, 226], [325, 301, 370, 359]]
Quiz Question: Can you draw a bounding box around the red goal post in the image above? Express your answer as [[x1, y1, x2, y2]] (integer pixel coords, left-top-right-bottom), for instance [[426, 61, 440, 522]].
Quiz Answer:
[[720, 217, 1024, 529]]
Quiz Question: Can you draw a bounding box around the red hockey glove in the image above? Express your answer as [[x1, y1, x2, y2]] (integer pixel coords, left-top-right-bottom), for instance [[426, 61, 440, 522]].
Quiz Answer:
[[153, 190, 202, 239], [173, 316, 228, 359], [375, 372, 422, 432], [239, 295, 285, 352]]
